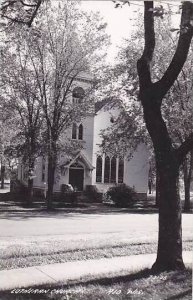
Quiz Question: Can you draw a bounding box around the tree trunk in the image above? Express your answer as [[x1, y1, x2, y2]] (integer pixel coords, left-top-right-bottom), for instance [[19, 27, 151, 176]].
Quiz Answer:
[[152, 164, 185, 271], [184, 179, 191, 211], [142, 102, 185, 272], [155, 168, 160, 207], [46, 143, 57, 210], [26, 157, 35, 206], [1, 165, 5, 189], [183, 150, 193, 211], [27, 178, 33, 206]]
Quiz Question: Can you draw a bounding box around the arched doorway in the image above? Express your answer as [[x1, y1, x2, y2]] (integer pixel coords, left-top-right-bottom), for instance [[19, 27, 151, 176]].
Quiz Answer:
[[69, 162, 84, 191]]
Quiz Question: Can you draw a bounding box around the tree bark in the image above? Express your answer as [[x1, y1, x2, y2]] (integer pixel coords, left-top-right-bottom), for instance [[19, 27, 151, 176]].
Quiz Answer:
[[1, 164, 5, 189], [46, 141, 57, 210], [152, 164, 185, 271], [142, 100, 185, 271], [183, 150, 193, 211], [155, 168, 160, 207]]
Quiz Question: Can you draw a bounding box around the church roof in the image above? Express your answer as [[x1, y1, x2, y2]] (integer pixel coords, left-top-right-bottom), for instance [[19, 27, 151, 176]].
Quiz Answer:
[[95, 97, 121, 113], [63, 151, 94, 171]]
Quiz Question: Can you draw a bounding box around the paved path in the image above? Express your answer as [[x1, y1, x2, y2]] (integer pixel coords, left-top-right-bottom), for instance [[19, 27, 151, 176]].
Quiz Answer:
[[0, 251, 192, 291]]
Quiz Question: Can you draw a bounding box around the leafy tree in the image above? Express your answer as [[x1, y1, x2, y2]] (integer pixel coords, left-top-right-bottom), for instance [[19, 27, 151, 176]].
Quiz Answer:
[[100, 1, 193, 271], [2, 1, 109, 209], [100, 8, 193, 210], [1, 41, 43, 203], [137, 1, 193, 271]]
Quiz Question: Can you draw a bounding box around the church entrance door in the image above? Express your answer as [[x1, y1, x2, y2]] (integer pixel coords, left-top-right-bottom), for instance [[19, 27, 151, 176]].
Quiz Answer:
[[69, 164, 84, 191]]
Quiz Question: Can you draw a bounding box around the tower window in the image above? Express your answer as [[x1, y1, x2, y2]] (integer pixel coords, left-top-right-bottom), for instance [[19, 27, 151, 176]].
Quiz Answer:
[[72, 87, 85, 104]]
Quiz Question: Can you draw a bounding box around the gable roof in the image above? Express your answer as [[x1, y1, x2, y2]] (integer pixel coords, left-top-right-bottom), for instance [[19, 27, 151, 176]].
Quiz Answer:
[[95, 97, 122, 113], [63, 151, 94, 170], [95, 98, 112, 113]]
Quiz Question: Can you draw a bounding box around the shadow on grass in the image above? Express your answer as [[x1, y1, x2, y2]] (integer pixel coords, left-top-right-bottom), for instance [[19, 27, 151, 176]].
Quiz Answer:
[[0, 192, 160, 220], [0, 192, 192, 220], [0, 268, 191, 300]]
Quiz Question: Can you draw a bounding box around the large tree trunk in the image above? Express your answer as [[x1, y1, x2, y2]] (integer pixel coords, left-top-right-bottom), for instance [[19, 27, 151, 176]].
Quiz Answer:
[[142, 102, 185, 272], [152, 163, 185, 271]]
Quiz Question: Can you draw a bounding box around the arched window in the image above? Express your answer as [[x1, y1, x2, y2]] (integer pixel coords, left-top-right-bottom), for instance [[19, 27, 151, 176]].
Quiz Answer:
[[96, 156, 102, 183], [118, 158, 124, 183], [78, 124, 83, 140], [104, 156, 110, 183], [72, 123, 77, 139], [72, 87, 85, 104], [110, 156, 117, 183]]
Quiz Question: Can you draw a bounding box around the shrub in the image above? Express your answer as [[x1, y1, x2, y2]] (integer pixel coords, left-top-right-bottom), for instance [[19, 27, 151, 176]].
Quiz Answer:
[[85, 185, 102, 202], [61, 184, 74, 194], [106, 184, 137, 207]]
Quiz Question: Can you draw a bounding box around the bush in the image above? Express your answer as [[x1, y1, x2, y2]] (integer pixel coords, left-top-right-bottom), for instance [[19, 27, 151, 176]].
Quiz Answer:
[[61, 184, 74, 194], [106, 184, 137, 208], [85, 185, 102, 202]]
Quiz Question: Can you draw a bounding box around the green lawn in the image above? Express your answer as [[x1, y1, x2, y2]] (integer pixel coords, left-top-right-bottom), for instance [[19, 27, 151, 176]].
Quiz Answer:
[[0, 237, 192, 270]]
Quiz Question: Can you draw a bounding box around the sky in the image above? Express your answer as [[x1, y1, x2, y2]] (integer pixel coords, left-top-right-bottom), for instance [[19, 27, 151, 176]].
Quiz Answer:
[[80, 1, 180, 63], [81, 1, 142, 62]]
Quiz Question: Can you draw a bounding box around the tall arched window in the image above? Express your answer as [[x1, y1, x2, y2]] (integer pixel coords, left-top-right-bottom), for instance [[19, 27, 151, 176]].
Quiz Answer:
[[96, 156, 102, 183], [110, 156, 117, 183], [78, 124, 83, 140], [72, 123, 77, 139], [72, 87, 85, 104], [104, 156, 110, 183], [118, 158, 124, 183]]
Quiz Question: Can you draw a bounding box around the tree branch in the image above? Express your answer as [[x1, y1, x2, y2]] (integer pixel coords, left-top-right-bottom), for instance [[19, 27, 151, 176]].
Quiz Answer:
[[137, 1, 155, 90], [1, 0, 43, 27], [176, 133, 193, 164], [27, 0, 42, 27], [157, 1, 193, 97]]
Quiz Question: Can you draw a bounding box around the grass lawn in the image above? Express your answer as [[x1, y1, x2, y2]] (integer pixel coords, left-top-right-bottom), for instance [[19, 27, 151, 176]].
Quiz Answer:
[[0, 237, 192, 270], [0, 268, 191, 299]]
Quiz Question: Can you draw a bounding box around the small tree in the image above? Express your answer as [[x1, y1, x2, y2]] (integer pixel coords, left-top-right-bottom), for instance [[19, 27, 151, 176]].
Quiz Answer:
[[1, 39, 43, 203]]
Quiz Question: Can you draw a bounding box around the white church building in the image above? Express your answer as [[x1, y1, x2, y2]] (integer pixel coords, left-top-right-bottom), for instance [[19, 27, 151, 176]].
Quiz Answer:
[[18, 74, 149, 196]]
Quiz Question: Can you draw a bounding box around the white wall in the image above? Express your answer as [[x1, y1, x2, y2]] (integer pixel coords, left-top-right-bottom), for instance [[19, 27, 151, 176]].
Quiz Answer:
[[124, 144, 149, 193], [92, 104, 149, 193]]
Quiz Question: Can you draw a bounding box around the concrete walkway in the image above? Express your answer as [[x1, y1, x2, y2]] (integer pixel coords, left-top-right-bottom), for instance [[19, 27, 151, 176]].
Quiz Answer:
[[0, 251, 192, 291]]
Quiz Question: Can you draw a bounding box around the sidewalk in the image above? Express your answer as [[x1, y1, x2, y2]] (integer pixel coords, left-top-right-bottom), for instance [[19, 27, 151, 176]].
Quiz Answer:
[[0, 251, 192, 291]]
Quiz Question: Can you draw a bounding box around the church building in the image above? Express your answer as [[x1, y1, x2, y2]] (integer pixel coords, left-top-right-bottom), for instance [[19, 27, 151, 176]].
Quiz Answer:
[[17, 73, 149, 196]]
